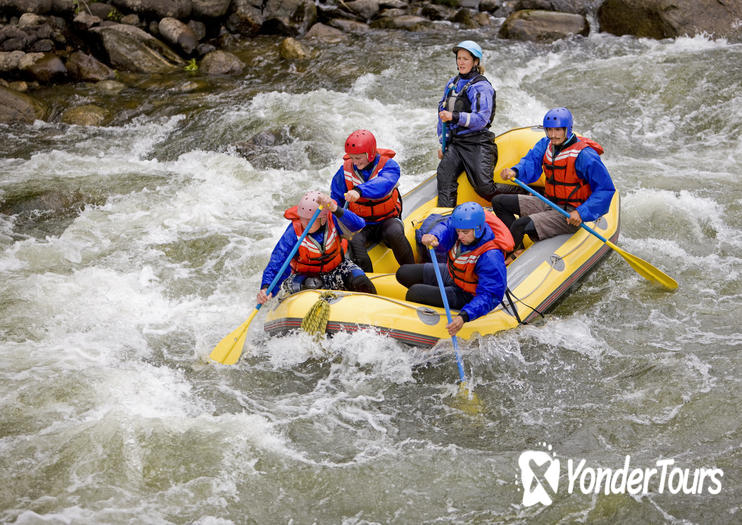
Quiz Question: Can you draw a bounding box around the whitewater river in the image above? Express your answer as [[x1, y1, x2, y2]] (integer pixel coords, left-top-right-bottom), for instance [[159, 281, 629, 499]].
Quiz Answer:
[[1, 26, 741, 524]]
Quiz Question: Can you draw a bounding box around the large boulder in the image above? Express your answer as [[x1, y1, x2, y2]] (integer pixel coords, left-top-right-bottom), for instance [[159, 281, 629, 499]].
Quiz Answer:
[[191, 0, 230, 18], [199, 49, 244, 75], [226, 0, 264, 35], [598, 0, 742, 40], [0, 84, 47, 123], [110, 0, 192, 19], [0, 0, 54, 15], [158, 16, 197, 55], [227, 0, 316, 36], [65, 50, 116, 81], [61, 103, 111, 125], [499, 9, 589, 41], [23, 51, 66, 82], [89, 23, 184, 73], [513, 0, 594, 14]]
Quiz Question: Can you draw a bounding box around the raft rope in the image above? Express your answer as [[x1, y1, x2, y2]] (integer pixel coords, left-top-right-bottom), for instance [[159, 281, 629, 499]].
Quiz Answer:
[[300, 291, 337, 338], [502, 287, 544, 325]]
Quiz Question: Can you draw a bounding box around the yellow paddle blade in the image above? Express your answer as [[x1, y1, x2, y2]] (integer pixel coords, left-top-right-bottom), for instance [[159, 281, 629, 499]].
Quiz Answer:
[[606, 241, 678, 290], [450, 381, 483, 415], [209, 308, 259, 365]]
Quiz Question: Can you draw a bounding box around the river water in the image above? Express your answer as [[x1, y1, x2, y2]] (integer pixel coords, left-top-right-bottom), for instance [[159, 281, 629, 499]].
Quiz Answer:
[[1, 27, 741, 525]]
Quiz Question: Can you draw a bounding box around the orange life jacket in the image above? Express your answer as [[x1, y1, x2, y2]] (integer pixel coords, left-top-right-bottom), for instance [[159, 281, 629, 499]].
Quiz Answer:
[[447, 239, 500, 294], [484, 210, 515, 253], [543, 137, 604, 208], [284, 206, 344, 275], [344, 148, 402, 222]]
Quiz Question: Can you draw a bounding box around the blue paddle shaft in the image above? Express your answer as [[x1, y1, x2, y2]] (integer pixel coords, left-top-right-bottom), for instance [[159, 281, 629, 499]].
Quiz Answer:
[[441, 122, 448, 154], [511, 178, 609, 243], [258, 204, 324, 310], [428, 246, 466, 383]]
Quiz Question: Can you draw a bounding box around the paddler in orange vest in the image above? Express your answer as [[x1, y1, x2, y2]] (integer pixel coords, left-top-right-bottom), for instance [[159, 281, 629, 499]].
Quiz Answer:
[[330, 129, 415, 272], [493, 107, 616, 262], [256, 191, 376, 305], [395, 202, 507, 336]]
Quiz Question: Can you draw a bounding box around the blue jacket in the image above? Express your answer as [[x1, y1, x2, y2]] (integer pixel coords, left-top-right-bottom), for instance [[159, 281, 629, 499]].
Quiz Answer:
[[429, 219, 507, 322], [437, 74, 495, 143], [260, 209, 366, 289], [330, 154, 401, 225], [512, 135, 616, 222]]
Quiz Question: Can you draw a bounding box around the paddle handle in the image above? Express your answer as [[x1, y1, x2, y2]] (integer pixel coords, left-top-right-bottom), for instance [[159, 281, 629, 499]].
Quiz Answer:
[[511, 178, 609, 243], [441, 122, 448, 154], [428, 247, 466, 383]]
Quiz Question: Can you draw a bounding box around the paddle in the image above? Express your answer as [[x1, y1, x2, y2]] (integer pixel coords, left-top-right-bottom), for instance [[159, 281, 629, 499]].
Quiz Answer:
[[209, 204, 325, 365], [511, 178, 678, 290], [428, 246, 482, 415], [441, 122, 448, 154]]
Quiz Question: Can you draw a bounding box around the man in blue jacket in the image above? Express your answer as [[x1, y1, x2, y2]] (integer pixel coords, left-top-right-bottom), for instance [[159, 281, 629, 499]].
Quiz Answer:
[[494, 107, 615, 261], [330, 129, 414, 272], [257, 191, 376, 305], [396, 202, 506, 336]]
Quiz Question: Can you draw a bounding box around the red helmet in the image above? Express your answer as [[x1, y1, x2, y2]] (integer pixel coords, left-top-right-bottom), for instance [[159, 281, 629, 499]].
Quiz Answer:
[[344, 129, 377, 163], [297, 191, 323, 220]]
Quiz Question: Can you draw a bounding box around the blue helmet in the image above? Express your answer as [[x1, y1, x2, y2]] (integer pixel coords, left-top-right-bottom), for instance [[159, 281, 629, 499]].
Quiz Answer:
[[452, 40, 483, 60], [450, 202, 486, 238], [543, 107, 573, 137]]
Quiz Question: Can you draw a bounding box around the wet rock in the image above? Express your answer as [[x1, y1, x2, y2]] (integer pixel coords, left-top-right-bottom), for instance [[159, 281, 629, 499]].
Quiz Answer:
[[1, 0, 54, 15], [499, 9, 589, 41], [199, 49, 244, 75], [65, 50, 116, 81], [513, 0, 593, 14], [187, 20, 206, 41], [196, 42, 216, 56], [9, 80, 29, 91], [93, 79, 126, 93], [24, 52, 66, 82], [61, 103, 110, 125], [17, 12, 45, 27], [421, 4, 454, 21], [371, 14, 431, 31], [110, 0, 192, 19], [598, 0, 742, 40], [73, 12, 103, 30], [226, 0, 264, 36], [0, 84, 47, 123], [344, 0, 380, 21], [452, 8, 480, 28], [192, 0, 231, 18], [262, 0, 317, 36], [279, 36, 308, 60], [89, 23, 185, 73], [327, 18, 370, 34], [0, 50, 25, 72], [88, 2, 115, 20], [120, 13, 140, 26], [159, 16, 198, 55], [305, 22, 346, 43]]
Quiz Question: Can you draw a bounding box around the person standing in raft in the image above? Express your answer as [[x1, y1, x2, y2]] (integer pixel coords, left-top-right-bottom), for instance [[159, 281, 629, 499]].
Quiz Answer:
[[395, 202, 507, 336], [493, 107, 616, 262], [256, 191, 376, 305], [330, 129, 415, 272], [436, 40, 500, 208]]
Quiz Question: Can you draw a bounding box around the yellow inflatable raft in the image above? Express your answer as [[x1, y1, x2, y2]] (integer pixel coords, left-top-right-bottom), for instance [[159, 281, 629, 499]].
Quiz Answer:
[[263, 126, 620, 347]]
